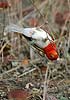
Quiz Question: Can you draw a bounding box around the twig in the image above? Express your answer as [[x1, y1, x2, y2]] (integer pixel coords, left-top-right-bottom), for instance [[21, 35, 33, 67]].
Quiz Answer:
[[43, 63, 49, 100], [18, 0, 48, 25]]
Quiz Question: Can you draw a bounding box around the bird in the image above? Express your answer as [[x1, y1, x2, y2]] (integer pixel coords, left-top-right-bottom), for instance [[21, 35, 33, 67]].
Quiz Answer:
[[4, 24, 58, 60]]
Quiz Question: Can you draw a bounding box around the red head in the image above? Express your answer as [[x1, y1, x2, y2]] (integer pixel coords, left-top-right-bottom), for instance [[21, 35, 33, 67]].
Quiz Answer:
[[43, 42, 58, 60]]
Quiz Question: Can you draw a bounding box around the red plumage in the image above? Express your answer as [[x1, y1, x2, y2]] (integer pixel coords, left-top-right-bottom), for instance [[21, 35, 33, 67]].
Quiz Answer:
[[43, 42, 58, 60]]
